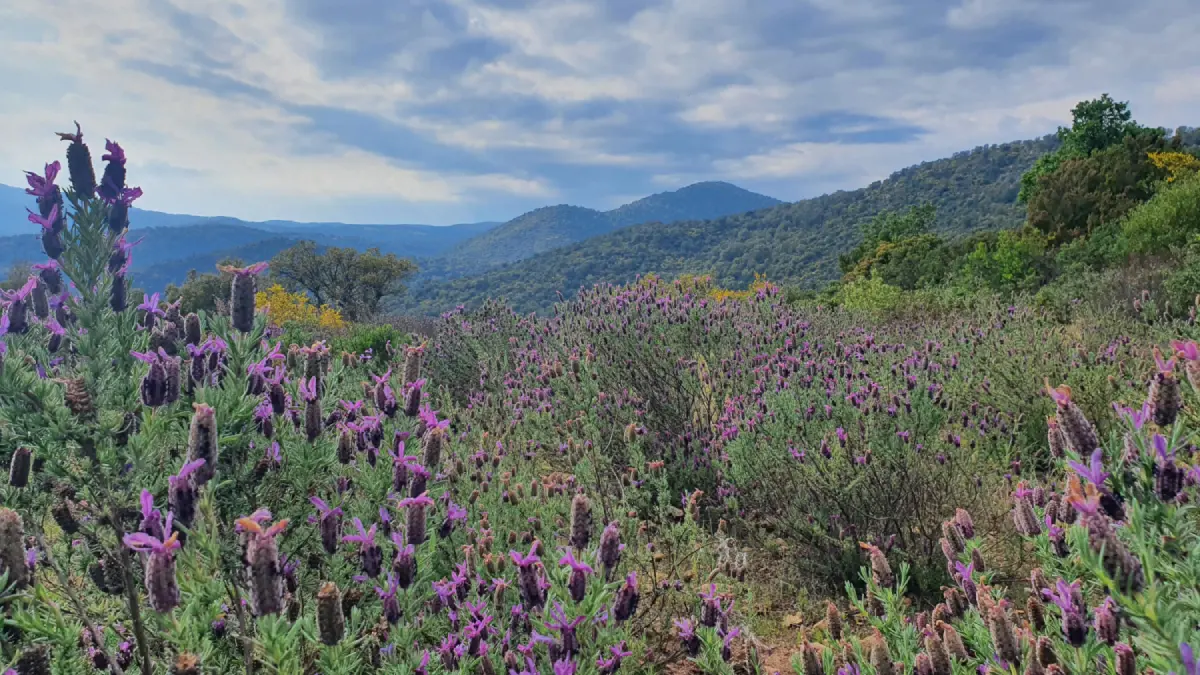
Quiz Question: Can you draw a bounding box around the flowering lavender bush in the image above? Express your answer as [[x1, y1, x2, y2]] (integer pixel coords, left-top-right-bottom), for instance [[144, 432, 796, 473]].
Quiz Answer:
[[0, 128, 662, 675], [751, 344, 1200, 675], [3, 127, 1197, 675]]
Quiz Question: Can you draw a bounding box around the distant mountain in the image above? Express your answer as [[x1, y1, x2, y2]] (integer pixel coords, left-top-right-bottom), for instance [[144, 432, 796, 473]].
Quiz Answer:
[[393, 137, 1063, 315], [1, 179, 780, 295], [0, 183, 500, 239], [134, 236, 305, 292], [0, 217, 504, 290], [0, 182, 503, 288], [418, 182, 782, 282]]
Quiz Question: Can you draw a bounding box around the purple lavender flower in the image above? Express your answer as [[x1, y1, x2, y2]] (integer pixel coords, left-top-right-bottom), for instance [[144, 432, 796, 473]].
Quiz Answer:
[[343, 518, 383, 578], [24, 161, 61, 203], [545, 603, 585, 661], [309, 497, 343, 555], [438, 501, 467, 539], [674, 618, 700, 656], [131, 349, 168, 407], [1178, 642, 1197, 675], [391, 532, 417, 589], [510, 542, 546, 610], [167, 459, 206, 529], [597, 641, 631, 675], [558, 549, 594, 603], [218, 262, 268, 333], [396, 493, 434, 546], [123, 525, 182, 612], [613, 571, 639, 621], [1067, 448, 1110, 488], [375, 575, 403, 624], [139, 490, 164, 540], [97, 139, 127, 202]]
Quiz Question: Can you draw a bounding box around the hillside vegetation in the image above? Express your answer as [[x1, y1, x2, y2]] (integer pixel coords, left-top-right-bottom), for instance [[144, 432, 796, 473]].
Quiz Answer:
[[394, 136, 1057, 314], [413, 181, 782, 284], [0, 221, 496, 291]]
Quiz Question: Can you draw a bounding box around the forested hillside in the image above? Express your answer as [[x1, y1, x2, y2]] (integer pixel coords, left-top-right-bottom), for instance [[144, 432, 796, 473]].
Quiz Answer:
[[414, 181, 782, 283], [395, 136, 1059, 314]]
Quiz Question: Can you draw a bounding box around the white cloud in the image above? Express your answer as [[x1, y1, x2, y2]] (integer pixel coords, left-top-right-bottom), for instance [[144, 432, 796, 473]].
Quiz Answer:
[[0, 0, 554, 223], [2, 0, 1200, 222]]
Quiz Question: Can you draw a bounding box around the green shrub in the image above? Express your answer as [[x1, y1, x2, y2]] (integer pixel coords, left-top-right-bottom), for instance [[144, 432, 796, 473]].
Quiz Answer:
[[836, 272, 905, 316], [1122, 172, 1200, 256], [329, 322, 405, 360]]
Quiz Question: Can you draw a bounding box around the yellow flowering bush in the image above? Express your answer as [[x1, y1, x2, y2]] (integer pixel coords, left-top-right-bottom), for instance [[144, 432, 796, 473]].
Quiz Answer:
[[255, 284, 345, 330], [1148, 151, 1200, 182], [708, 273, 776, 302]]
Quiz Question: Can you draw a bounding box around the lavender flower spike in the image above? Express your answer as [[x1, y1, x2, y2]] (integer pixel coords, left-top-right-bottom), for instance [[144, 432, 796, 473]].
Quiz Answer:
[[218, 262, 269, 332], [309, 496, 343, 555], [123, 528, 182, 612]]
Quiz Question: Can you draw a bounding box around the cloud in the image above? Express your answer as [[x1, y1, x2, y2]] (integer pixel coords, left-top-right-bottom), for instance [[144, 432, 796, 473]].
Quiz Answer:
[[1, 0, 1198, 225]]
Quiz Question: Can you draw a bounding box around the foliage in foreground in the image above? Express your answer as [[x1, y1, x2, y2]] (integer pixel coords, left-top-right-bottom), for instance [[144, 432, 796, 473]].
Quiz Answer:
[[1, 126, 1198, 675]]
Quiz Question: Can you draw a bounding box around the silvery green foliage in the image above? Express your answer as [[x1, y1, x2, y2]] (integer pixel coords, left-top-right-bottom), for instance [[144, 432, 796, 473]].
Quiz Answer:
[[0, 126, 669, 675]]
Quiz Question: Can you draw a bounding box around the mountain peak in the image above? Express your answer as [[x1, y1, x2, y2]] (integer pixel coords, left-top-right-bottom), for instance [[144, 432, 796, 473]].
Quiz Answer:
[[411, 181, 783, 284], [606, 181, 782, 227]]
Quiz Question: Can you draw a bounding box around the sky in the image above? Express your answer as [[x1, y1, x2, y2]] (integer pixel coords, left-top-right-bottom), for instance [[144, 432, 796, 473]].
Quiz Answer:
[[2, 0, 1199, 226]]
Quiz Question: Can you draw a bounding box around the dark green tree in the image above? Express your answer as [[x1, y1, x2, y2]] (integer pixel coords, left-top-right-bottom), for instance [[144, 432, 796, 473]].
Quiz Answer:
[[839, 203, 937, 275], [165, 257, 243, 314], [270, 241, 417, 321], [1026, 130, 1168, 245], [1019, 94, 1150, 203]]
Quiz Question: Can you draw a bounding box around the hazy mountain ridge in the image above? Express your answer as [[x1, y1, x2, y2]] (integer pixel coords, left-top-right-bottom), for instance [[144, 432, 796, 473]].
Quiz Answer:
[[0, 183, 503, 287], [416, 181, 783, 283], [2, 180, 781, 292]]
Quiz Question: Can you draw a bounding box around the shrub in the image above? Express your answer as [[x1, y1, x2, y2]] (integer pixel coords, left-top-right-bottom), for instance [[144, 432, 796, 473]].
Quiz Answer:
[[741, 344, 1200, 675], [1121, 172, 1200, 256], [256, 283, 346, 330], [836, 272, 905, 316], [329, 322, 406, 362]]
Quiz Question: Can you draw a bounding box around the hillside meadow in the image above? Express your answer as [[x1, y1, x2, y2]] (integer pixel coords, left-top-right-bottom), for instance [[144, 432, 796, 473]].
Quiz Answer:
[[2, 119, 1200, 675]]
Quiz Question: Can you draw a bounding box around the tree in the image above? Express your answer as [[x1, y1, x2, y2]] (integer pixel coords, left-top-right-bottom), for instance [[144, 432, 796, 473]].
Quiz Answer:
[[1059, 94, 1145, 156], [960, 228, 1051, 294], [1019, 94, 1150, 203], [1027, 130, 1168, 245], [270, 242, 417, 321], [839, 203, 937, 274], [165, 257, 242, 314], [1, 262, 33, 292]]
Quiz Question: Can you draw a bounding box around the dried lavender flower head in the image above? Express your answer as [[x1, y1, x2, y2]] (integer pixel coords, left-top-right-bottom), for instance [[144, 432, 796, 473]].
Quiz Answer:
[[123, 527, 183, 613], [236, 515, 289, 616], [1045, 381, 1099, 456], [316, 581, 345, 645], [0, 507, 29, 588], [860, 542, 894, 588], [218, 262, 268, 333], [187, 403, 218, 485], [1148, 347, 1181, 427], [569, 493, 592, 551]]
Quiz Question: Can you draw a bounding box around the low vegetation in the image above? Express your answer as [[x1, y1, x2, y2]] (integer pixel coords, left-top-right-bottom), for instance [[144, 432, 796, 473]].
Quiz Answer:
[[1, 102, 1199, 675]]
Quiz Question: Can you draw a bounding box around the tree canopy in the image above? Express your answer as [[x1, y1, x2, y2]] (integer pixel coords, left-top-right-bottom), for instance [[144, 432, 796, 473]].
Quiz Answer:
[[269, 241, 417, 321], [1018, 93, 1153, 203]]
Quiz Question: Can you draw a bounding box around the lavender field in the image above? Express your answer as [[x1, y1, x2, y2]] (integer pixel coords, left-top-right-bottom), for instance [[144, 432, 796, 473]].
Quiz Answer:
[[2, 129, 1199, 675]]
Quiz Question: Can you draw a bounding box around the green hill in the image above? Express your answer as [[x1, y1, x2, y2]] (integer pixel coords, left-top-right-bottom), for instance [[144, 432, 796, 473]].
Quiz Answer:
[[416, 181, 783, 283], [393, 136, 1061, 315]]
